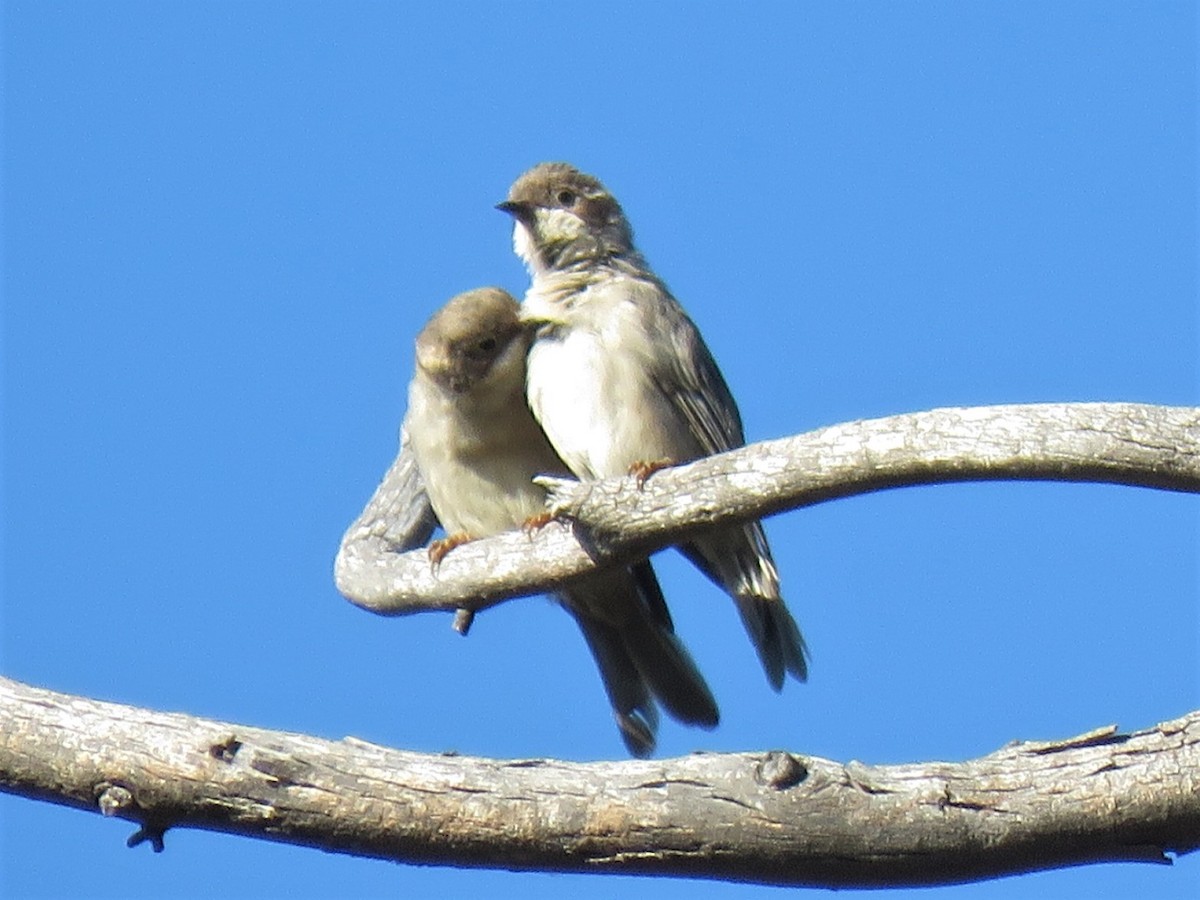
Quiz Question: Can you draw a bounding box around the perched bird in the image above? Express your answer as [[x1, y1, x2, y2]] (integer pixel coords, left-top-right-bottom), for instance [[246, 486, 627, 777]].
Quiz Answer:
[[404, 286, 719, 756], [498, 163, 809, 690]]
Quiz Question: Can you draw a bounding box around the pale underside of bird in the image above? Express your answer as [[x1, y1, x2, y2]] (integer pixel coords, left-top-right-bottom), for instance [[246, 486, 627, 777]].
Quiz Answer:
[[498, 161, 809, 690]]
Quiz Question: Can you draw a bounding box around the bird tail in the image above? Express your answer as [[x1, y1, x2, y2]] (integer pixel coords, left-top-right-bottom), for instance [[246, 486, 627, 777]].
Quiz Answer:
[[562, 561, 719, 757], [682, 521, 809, 690], [572, 615, 660, 757]]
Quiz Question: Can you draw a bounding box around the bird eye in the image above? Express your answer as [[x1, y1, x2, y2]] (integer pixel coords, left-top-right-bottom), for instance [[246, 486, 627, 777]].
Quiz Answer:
[[478, 337, 497, 353], [556, 189, 576, 206]]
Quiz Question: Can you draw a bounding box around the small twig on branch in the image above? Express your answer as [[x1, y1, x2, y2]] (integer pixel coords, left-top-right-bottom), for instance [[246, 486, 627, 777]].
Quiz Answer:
[[335, 402, 1200, 617], [0, 677, 1195, 888]]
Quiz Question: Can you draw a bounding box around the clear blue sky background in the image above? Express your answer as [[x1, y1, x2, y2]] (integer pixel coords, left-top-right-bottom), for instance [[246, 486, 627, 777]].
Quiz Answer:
[[2, 2, 1196, 897]]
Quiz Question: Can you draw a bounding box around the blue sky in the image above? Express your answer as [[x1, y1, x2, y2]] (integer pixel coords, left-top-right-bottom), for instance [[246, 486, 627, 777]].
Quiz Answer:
[[2, 2, 1196, 897]]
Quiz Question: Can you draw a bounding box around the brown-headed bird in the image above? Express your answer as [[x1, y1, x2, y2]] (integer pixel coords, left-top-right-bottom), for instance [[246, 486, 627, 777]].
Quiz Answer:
[[405, 287, 718, 756]]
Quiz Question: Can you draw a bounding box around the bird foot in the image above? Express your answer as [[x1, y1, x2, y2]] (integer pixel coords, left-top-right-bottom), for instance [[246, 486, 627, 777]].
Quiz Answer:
[[521, 511, 555, 535], [428, 532, 471, 568], [628, 458, 673, 489]]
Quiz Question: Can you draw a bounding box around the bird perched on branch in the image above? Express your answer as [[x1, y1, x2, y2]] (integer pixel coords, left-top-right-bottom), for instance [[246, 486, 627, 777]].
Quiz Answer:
[[498, 163, 809, 689], [404, 286, 719, 756]]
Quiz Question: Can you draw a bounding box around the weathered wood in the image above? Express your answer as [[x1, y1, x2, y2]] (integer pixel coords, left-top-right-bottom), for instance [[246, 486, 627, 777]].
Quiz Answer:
[[335, 402, 1200, 616], [1, 677, 1196, 888]]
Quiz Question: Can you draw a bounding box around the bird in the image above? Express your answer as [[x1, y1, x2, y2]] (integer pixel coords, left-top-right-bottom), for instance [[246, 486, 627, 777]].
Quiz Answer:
[[404, 286, 719, 756], [497, 162, 809, 690]]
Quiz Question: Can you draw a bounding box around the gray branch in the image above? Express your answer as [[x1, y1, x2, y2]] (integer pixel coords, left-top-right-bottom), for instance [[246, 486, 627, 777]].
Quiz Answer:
[[1, 677, 1195, 888], [335, 402, 1200, 616]]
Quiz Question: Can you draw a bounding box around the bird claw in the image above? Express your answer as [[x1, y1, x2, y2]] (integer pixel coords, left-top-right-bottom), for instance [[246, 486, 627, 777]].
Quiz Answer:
[[521, 512, 555, 535], [428, 532, 471, 569], [628, 458, 673, 489]]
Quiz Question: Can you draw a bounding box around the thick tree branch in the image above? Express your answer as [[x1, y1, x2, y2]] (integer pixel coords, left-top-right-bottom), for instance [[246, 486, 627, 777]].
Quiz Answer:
[[1, 677, 1195, 888], [335, 402, 1199, 616]]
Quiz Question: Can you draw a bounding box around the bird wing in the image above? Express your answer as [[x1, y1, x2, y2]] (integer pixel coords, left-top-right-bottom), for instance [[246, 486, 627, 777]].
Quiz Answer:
[[637, 278, 747, 455]]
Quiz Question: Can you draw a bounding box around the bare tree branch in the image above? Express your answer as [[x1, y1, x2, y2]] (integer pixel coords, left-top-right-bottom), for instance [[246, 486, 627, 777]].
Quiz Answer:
[[7, 403, 1198, 886], [335, 402, 1200, 616], [341, 424, 440, 554], [1, 677, 1195, 888]]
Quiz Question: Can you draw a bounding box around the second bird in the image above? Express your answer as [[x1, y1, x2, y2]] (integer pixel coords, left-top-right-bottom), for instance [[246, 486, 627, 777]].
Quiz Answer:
[[405, 287, 719, 756], [498, 163, 809, 690]]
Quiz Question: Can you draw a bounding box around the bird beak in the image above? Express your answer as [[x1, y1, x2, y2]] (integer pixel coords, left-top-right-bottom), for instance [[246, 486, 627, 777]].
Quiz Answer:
[[496, 199, 534, 223]]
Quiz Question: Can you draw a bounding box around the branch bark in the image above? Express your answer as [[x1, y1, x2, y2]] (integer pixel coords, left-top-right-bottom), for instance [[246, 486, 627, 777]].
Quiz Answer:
[[1, 677, 1195, 888], [335, 402, 1200, 616]]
